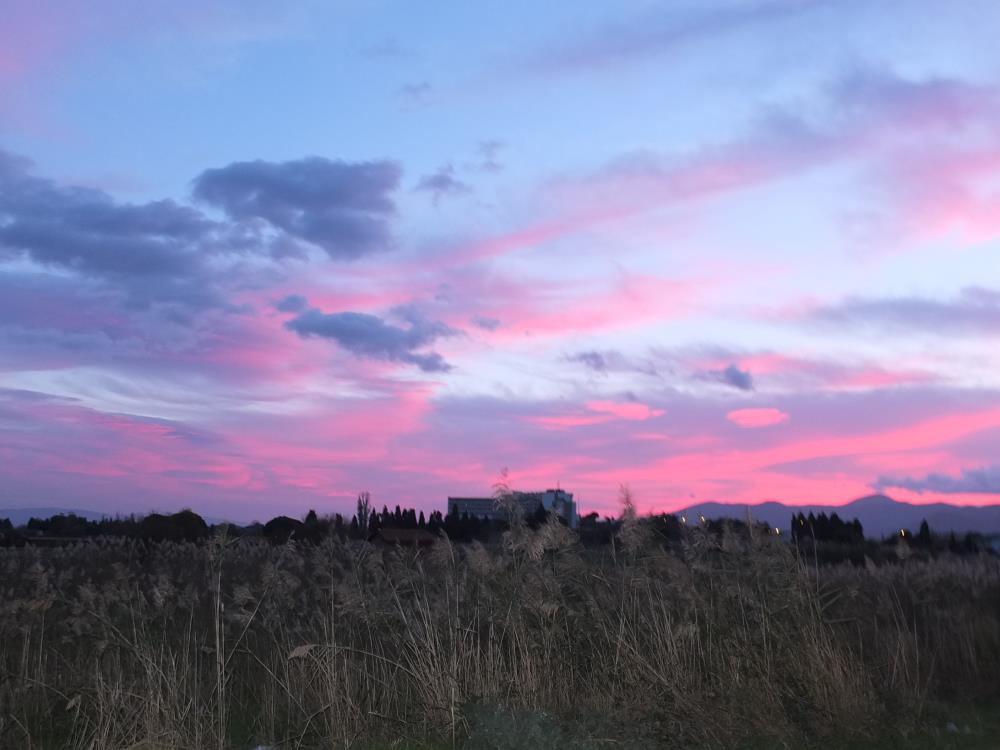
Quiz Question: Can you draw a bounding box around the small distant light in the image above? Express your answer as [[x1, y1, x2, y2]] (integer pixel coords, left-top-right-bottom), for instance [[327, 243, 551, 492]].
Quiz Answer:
[[900, 529, 906, 536], [681, 516, 687, 524], [774, 527, 781, 535], [699, 515, 706, 523]]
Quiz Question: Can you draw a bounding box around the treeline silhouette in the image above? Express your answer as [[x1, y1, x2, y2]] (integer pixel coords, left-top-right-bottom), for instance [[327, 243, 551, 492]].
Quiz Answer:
[[1, 503, 995, 562], [1, 510, 213, 546], [0, 498, 553, 547], [787, 511, 993, 564], [791, 511, 864, 545]]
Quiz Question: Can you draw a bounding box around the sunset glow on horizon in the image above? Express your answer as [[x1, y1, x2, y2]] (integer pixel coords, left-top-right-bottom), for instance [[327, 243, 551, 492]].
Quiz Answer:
[[2, 1, 1000, 521]]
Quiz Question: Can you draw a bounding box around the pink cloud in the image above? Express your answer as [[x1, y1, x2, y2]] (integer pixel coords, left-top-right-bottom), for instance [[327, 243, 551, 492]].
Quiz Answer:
[[735, 353, 937, 390], [5, 68, 1000, 521], [0, 391, 261, 499], [526, 398, 665, 431], [528, 414, 615, 430], [5, 382, 1000, 522], [460, 273, 706, 341], [726, 408, 790, 428], [561, 402, 1000, 514], [586, 400, 665, 421]]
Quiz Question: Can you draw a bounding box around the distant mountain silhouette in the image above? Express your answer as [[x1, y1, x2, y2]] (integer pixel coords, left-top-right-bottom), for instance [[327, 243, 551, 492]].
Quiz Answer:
[[0, 507, 231, 527], [0, 507, 109, 526], [677, 494, 1000, 537]]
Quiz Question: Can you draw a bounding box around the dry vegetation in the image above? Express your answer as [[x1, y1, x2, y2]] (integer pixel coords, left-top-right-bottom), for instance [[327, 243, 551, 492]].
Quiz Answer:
[[1, 518, 998, 749]]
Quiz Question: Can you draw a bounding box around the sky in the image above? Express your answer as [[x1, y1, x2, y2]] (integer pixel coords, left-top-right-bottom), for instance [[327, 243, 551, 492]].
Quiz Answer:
[[1, 0, 1000, 521]]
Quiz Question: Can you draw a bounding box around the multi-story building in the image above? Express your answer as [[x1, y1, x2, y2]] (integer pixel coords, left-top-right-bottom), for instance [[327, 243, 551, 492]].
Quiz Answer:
[[447, 488, 578, 528]]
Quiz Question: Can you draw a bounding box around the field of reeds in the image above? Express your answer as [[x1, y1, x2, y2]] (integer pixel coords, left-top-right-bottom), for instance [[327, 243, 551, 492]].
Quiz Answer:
[[1, 517, 999, 749]]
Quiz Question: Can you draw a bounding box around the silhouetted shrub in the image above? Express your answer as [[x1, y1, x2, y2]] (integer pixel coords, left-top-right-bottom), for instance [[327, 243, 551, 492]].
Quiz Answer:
[[138, 510, 208, 543], [262, 515, 303, 544]]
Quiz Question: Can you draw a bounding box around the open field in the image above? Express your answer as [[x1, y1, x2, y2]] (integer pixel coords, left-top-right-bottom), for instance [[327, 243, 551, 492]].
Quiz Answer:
[[1, 520, 999, 749]]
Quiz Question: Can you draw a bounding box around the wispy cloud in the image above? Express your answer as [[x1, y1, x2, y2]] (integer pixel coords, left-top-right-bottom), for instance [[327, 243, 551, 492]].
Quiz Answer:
[[468, 140, 505, 173], [522, 0, 837, 75], [878, 465, 1000, 494], [414, 164, 471, 204], [397, 81, 432, 108], [805, 287, 1000, 336], [361, 38, 417, 60]]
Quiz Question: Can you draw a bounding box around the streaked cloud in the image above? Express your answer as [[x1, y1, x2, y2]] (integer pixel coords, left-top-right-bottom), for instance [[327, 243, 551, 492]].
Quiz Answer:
[[586, 399, 665, 421], [878, 465, 1000, 495], [726, 407, 789, 428], [470, 315, 501, 331], [523, 0, 836, 75], [3, 1, 1000, 518], [806, 287, 1000, 335]]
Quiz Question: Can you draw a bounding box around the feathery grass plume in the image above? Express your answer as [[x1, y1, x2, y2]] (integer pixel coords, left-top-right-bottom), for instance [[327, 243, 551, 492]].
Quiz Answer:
[[492, 466, 522, 526], [522, 513, 577, 562], [0, 522, 998, 748], [615, 483, 652, 556]]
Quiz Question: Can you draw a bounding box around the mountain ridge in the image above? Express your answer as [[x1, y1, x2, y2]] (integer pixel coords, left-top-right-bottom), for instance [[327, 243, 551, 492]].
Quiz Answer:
[[0, 507, 230, 527], [677, 494, 1000, 537]]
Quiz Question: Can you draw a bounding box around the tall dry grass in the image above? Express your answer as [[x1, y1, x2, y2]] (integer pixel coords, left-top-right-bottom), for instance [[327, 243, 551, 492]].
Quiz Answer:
[[0, 520, 997, 749]]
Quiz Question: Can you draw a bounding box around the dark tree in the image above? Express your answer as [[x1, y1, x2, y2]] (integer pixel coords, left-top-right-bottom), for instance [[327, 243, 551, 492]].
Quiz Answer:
[[356, 492, 372, 534], [917, 519, 932, 548], [173, 510, 208, 542], [263, 516, 303, 544], [0, 518, 24, 547]]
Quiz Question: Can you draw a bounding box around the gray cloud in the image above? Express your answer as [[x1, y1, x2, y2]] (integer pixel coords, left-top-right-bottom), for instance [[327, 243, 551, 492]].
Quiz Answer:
[[567, 349, 660, 377], [0, 150, 242, 311], [570, 348, 754, 390], [569, 350, 608, 373], [705, 363, 754, 391], [471, 315, 501, 331], [0, 154, 199, 274], [570, 347, 755, 389], [473, 140, 505, 173], [415, 164, 471, 204], [0, 146, 410, 328], [193, 156, 401, 259], [808, 287, 1000, 335], [878, 465, 1000, 494], [285, 304, 457, 372], [398, 81, 432, 107], [274, 294, 309, 313]]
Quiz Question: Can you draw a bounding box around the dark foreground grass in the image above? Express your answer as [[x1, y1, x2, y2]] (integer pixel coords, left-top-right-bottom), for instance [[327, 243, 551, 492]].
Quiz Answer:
[[356, 703, 1000, 750], [1, 520, 998, 748]]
